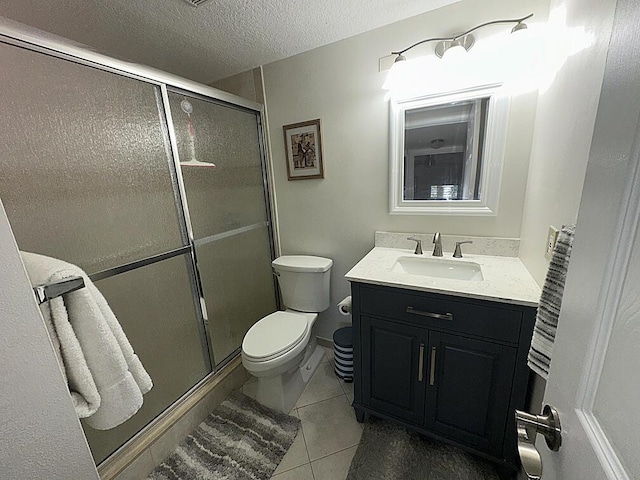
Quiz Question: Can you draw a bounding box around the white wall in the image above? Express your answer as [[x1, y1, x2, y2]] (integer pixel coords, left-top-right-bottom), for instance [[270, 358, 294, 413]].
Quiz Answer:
[[0, 201, 99, 479], [210, 67, 264, 104], [518, 0, 617, 285], [263, 0, 546, 339]]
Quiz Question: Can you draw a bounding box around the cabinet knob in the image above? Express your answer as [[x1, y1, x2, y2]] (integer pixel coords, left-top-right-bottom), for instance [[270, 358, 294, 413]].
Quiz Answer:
[[418, 344, 425, 382]]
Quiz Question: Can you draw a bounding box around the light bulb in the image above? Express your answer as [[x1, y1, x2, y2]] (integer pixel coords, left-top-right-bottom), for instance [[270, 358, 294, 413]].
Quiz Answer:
[[442, 43, 467, 62], [382, 55, 408, 90], [511, 22, 528, 34]]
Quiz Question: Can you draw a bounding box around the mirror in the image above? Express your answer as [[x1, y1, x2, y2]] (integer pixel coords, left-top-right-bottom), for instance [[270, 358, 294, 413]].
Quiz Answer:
[[390, 85, 510, 215]]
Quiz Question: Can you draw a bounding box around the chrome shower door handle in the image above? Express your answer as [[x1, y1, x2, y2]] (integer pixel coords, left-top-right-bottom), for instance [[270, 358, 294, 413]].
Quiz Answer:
[[515, 405, 562, 480]]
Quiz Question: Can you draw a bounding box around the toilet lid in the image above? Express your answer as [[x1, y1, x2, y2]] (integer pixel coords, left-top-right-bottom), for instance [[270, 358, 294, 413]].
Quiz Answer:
[[243, 311, 308, 360]]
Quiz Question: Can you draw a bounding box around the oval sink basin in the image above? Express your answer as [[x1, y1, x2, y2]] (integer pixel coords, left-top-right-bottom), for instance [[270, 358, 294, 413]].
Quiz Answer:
[[392, 256, 484, 281]]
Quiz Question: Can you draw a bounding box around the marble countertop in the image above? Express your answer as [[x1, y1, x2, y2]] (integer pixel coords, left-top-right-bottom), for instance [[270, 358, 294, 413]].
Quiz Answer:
[[345, 247, 541, 307]]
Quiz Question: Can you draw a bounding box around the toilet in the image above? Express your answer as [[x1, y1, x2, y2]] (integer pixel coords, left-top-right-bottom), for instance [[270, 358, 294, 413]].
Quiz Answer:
[[242, 255, 332, 413]]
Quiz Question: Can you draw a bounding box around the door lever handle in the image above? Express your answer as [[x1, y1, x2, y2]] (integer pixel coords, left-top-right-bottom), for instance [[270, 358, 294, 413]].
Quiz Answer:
[[515, 405, 562, 480]]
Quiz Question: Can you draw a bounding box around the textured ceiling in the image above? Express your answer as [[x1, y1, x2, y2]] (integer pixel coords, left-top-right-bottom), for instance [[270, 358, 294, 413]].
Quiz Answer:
[[0, 0, 459, 84]]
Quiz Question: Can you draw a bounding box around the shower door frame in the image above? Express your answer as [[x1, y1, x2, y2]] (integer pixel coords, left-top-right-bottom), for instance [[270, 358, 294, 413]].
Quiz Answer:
[[0, 17, 279, 466]]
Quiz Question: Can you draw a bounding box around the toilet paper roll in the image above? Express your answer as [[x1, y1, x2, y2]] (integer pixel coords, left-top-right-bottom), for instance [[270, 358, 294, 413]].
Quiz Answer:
[[338, 296, 352, 316]]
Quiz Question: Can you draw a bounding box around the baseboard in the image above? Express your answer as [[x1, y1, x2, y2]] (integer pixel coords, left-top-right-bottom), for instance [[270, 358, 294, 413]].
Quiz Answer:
[[316, 336, 333, 348], [98, 355, 248, 479]]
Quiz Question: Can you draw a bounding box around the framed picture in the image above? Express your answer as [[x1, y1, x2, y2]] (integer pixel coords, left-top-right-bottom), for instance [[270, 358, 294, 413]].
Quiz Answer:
[[282, 119, 324, 180]]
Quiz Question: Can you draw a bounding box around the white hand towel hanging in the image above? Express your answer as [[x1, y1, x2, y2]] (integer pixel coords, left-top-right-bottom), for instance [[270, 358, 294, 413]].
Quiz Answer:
[[20, 251, 153, 430]]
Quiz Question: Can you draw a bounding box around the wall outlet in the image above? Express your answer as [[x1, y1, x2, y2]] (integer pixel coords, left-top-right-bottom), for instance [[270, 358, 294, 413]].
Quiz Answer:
[[545, 226, 559, 259]]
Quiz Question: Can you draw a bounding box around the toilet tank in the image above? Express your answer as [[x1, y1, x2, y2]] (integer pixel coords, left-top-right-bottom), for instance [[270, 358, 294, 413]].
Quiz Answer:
[[272, 256, 332, 312]]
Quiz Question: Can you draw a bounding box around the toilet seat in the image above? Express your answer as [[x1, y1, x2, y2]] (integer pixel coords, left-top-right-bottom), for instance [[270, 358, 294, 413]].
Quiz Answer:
[[242, 311, 309, 362]]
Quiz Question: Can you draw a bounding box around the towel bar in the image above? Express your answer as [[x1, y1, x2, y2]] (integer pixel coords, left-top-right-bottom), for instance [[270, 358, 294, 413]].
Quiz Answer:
[[33, 276, 85, 305]]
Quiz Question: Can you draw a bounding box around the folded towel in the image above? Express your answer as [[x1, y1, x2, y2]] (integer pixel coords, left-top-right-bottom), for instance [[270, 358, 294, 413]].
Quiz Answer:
[[20, 252, 152, 430], [527, 225, 576, 379]]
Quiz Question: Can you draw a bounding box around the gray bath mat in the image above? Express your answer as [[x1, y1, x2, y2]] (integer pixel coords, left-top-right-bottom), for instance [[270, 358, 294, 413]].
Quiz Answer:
[[347, 417, 499, 480], [148, 391, 300, 480]]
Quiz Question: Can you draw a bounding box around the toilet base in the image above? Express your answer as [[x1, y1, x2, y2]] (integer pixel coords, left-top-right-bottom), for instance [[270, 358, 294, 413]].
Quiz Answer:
[[253, 342, 324, 413]]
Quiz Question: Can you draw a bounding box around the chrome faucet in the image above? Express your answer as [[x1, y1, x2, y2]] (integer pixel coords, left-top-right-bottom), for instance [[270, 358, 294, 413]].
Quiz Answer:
[[432, 232, 443, 257], [407, 236, 423, 255]]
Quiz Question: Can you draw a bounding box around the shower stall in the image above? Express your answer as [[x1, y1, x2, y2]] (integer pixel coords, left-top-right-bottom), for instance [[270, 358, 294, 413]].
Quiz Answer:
[[0, 24, 277, 465]]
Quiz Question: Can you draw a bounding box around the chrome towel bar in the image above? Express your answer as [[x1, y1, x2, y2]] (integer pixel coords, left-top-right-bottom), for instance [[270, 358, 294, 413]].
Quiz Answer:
[[33, 276, 85, 305]]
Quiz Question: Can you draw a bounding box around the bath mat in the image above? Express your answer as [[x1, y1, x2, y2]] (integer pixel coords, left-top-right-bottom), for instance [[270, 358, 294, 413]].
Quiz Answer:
[[148, 391, 300, 480], [346, 417, 499, 480]]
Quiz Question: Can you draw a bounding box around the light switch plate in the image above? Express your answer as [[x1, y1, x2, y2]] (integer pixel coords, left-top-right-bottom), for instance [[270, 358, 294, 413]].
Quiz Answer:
[[545, 226, 559, 259]]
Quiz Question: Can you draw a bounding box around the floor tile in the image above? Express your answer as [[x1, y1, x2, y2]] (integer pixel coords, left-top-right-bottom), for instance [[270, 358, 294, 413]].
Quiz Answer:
[[271, 462, 314, 480], [311, 446, 358, 480], [339, 380, 354, 397], [298, 395, 363, 461], [345, 390, 354, 404], [273, 428, 310, 475], [295, 361, 343, 408], [321, 346, 334, 363], [244, 375, 258, 385], [242, 380, 259, 400]]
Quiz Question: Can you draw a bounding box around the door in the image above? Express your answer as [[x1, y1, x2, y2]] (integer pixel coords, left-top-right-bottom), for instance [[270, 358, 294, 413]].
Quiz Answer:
[[165, 91, 277, 366], [534, 0, 640, 477], [360, 316, 427, 424], [0, 42, 212, 463], [426, 331, 515, 457]]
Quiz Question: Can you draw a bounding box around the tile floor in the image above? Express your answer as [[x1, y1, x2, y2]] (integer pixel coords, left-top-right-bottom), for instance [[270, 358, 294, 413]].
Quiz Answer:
[[241, 346, 361, 480]]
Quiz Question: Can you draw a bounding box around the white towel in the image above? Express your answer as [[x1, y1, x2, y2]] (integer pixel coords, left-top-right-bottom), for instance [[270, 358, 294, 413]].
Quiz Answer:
[[20, 251, 153, 430], [527, 225, 576, 379]]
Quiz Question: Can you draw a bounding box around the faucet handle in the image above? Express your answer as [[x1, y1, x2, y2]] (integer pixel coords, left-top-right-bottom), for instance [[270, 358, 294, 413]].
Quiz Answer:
[[453, 241, 473, 258], [407, 236, 423, 255]]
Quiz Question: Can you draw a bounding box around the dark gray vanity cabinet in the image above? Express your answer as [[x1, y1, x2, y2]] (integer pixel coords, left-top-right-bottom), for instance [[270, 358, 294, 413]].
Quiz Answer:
[[351, 282, 536, 473], [360, 315, 427, 425], [425, 331, 517, 458]]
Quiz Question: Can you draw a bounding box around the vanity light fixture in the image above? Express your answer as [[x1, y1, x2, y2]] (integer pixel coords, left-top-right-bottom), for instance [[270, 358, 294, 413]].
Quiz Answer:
[[383, 13, 533, 89]]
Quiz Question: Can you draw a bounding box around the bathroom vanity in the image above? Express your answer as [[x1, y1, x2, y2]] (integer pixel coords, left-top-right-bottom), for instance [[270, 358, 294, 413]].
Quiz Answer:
[[345, 244, 540, 476]]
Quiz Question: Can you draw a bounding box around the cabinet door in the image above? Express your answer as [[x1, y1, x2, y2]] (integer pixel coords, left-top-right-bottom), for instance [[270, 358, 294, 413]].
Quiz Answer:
[[425, 331, 516, 457], [361, 316, 427, 424]]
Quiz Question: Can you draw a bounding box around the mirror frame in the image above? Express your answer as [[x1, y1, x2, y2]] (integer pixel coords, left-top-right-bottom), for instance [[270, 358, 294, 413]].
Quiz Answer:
[[389, 84, 511, 215]]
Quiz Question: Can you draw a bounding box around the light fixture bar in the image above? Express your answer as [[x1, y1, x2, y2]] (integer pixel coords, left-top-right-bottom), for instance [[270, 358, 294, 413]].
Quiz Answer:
[[450, 13, 533, 42], [390, 13, 533, 57], [392, 35, 452, 56]]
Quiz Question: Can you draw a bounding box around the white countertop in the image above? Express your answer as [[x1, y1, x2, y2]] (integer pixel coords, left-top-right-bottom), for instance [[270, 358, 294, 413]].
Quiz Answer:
[[345, 247, 541, 307]]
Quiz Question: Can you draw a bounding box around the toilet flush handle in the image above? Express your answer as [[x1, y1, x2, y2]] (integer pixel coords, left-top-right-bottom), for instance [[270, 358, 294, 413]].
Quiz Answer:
[[272, 268, 280, 276]]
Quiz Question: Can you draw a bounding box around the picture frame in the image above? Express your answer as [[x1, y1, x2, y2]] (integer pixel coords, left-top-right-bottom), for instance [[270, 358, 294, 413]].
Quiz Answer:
[[282, 119, 324, 180]]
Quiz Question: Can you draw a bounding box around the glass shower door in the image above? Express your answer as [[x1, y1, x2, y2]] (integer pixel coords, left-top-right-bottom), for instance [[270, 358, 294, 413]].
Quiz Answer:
[[167, 92, 277, 365], [0, 42, 211, 463]]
